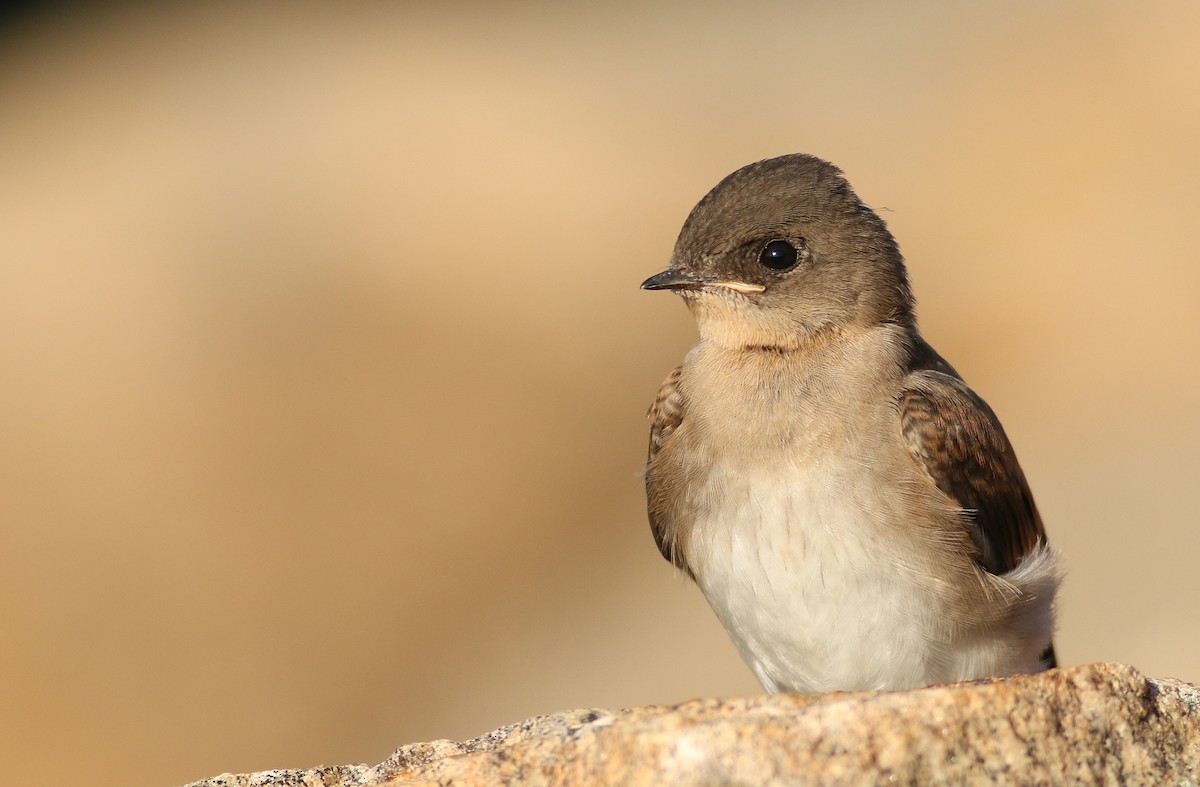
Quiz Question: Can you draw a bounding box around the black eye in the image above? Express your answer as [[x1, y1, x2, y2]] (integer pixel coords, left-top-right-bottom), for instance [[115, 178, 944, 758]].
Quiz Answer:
[[759, 239, 799, 271]]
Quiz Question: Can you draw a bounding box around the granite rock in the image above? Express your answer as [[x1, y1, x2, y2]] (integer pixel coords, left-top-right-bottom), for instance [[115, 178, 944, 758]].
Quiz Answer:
[[183, 663, 1200, 786]]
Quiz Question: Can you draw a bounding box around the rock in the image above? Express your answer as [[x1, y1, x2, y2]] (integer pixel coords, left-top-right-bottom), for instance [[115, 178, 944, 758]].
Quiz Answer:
[[183, 663, 1200, 786]]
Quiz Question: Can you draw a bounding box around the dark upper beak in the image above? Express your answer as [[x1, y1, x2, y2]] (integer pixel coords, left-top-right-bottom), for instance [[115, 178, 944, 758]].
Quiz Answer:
[[640, 269, 707, 291]]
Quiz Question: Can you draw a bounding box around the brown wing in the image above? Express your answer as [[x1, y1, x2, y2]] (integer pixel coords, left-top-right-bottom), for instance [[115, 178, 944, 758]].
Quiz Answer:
[[897, 370, 1047, 577], [646, 366, 686, 569]]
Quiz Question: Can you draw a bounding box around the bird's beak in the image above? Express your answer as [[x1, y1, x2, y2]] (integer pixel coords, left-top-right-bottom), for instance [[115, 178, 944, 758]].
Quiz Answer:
[[640, 269, 705, 291], [640, 269, 764, 294]]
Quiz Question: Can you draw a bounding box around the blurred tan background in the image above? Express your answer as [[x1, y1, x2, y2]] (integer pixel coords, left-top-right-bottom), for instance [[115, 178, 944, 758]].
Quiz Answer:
[[1, 2, 1198, 785]]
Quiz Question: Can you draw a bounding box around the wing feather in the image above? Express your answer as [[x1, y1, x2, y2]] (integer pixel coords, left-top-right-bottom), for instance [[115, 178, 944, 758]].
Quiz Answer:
[[646, 366, 687, 570], [897, 370, 1046, 577]]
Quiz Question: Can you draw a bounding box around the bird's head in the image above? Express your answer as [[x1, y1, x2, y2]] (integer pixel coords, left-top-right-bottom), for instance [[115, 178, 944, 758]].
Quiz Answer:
[[642, 154, 914, 350]]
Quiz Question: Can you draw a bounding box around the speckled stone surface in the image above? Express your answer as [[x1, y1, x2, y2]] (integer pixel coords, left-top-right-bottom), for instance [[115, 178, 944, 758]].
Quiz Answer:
[[183, 663, 1200, 786]]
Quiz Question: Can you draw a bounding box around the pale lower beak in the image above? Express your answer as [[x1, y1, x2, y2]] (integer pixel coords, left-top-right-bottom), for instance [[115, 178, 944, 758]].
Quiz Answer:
[[640, 270, 764, 293]]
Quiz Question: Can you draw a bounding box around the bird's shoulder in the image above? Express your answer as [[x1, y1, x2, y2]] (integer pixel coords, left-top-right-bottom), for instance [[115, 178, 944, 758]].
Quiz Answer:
[[645, 365, 690, 571], [896, 338, 1047, 576], [647, 365, 685, 462]]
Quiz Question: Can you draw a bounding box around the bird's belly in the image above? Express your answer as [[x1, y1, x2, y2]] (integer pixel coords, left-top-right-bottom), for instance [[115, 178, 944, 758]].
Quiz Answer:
[[687, 463, 941, 693]]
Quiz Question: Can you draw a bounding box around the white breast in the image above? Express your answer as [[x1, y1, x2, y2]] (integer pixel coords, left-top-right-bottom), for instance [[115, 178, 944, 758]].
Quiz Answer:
[[687, 456, 943, 693]]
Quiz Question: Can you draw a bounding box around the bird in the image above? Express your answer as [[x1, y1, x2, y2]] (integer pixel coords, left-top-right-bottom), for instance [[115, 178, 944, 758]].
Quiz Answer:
[[641, 154, 1060, 694]]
